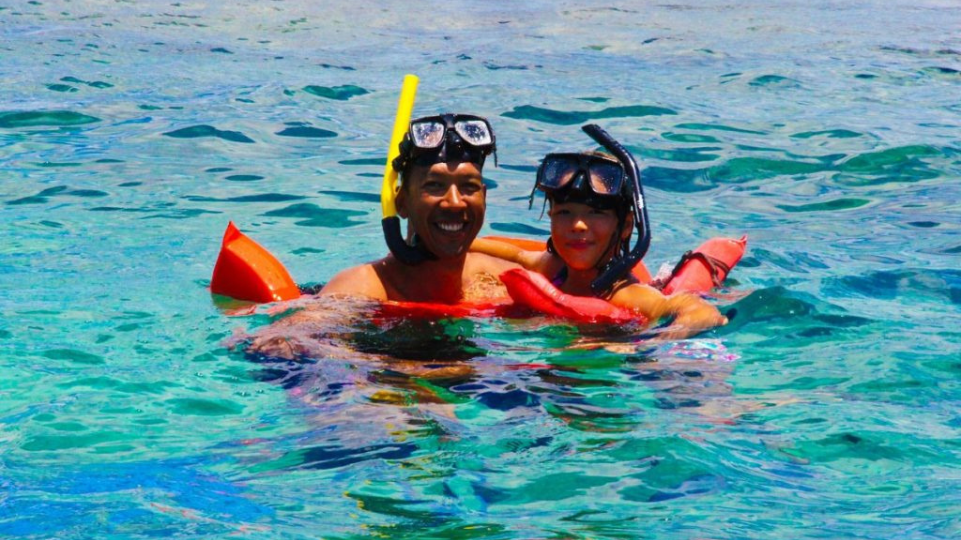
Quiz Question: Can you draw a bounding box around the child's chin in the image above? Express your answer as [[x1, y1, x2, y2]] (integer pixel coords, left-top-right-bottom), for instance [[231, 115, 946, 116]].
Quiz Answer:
[[566, 260, 600, 272]]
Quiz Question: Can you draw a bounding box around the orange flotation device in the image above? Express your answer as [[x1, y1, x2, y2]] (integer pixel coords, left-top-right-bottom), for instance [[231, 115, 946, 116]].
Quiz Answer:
[[210, 224, 746, 321], [491, 235, 746, 322], [374, 299, 508, 320], [658, 236, 747, 295], [210, 222, 301, 303], [498, 268, 640, 323]]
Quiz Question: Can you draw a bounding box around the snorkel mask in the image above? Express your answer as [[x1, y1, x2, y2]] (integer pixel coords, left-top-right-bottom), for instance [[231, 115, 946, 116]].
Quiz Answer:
[[393, 114, 497, 173], [381, 75, 498, 265], [531, 152, 630, 214]]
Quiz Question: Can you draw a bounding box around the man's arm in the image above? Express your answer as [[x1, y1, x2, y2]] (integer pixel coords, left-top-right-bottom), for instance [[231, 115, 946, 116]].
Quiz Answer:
[[471, 238, 541, 270], [246, 263, 388, 361]]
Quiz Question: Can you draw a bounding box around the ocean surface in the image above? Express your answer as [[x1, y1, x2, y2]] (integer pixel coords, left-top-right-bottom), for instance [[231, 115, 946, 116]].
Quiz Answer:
[[2, 1, 960, 538]]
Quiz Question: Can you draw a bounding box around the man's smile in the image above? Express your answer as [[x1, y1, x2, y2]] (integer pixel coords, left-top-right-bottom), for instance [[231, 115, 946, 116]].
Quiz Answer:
[[435, 221, 466, 233]]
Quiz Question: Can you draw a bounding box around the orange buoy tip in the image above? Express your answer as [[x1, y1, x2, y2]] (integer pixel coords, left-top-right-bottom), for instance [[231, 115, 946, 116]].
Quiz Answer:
[[223, 221, 241, 244]]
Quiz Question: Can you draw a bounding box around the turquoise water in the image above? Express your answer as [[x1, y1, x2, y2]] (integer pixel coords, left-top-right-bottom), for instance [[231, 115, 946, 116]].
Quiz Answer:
[[2, 1, 960, 537]]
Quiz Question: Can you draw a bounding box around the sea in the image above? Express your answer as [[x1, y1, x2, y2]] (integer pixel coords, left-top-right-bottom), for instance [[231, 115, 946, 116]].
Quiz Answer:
[[1, 1, 960, 538]]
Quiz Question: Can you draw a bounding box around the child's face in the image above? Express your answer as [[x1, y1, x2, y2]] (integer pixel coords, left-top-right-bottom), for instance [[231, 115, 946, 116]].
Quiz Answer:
[[549, 202, 623, 271]]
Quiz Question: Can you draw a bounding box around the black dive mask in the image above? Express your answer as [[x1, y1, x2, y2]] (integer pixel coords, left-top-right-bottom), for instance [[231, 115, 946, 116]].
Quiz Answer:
[[530, 152, 628, 212], [392, 114, 497, 174]]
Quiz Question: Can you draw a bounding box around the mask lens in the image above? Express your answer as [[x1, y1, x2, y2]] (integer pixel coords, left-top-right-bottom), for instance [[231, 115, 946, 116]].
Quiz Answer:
[[410, 121, 446, 148], [587, 161, 624, 195], [454, 119, 492, 146], [538, 155, 580, 190]]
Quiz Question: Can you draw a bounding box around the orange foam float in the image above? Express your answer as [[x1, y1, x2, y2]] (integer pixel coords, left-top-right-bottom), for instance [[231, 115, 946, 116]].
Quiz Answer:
[[498, 268, 642, 324], [210, 221, 301, 303], [210, 223, 746, 322], [659, 236, 747, 296], [494, 236, 746, 323]]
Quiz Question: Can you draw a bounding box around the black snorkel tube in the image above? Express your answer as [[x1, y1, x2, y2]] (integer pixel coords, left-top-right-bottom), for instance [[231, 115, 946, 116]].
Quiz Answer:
[[383, 215, 435, 265], [581, 123, 652, 297]]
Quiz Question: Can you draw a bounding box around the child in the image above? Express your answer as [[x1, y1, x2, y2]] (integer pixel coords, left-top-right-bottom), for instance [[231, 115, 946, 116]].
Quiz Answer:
[[472, 151, 727, 338]]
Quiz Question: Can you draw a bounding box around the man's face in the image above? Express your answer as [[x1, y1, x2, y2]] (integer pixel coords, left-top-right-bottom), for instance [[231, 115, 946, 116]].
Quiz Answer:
[[397, 161, 486, 260]]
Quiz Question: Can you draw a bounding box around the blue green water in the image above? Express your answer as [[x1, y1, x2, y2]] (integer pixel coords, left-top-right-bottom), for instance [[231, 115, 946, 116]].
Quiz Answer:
[[2, 1, 960, 538]]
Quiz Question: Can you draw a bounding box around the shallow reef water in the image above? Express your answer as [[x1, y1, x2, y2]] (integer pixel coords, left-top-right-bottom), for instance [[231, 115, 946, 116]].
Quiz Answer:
[[1, 1, 960, 538]]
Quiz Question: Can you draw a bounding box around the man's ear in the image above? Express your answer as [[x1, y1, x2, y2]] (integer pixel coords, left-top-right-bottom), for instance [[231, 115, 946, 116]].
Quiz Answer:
[[396, 184, 409, 219]]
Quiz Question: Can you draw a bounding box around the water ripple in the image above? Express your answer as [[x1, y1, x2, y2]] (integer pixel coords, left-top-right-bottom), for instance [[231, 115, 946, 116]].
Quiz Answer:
[[163, 125, 255, 143], [0, 110, 100, 128], [302, 84, 369, 100], [262, 202, 367, 228], [503, 104, 677, 125]]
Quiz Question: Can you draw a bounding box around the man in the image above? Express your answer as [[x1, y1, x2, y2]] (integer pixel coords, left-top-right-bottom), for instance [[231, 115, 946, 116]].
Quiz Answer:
[[245, 113, 516, 359], [320, 113, 516, 304]]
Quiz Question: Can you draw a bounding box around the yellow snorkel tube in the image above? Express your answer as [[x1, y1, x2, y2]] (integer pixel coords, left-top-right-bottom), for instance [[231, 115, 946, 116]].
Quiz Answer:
[[381, 74, 418, 219], [381, 74, 433, 265]]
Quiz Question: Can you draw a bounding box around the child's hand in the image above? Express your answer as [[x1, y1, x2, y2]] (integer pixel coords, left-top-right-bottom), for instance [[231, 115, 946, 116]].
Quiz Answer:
[[656, 294, 727, 340]]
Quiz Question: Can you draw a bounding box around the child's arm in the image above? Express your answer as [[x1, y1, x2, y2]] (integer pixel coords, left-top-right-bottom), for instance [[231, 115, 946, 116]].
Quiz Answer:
[[471, 238, 542, 270], [610, 284, 727, 339]]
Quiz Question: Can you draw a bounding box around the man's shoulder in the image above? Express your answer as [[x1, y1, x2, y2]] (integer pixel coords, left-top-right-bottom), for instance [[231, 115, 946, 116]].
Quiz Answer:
[[319, 260, 389, 300]]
